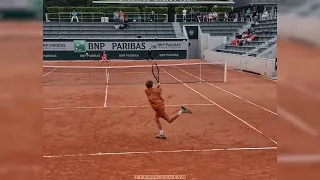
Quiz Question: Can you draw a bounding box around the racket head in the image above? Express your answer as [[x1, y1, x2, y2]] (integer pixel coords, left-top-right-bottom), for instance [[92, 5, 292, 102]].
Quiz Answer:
[[152, 63, 160, 83]]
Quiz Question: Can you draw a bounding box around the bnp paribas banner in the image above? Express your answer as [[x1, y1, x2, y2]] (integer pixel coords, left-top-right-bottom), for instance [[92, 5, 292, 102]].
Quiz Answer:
[[43, 40, 188, 52]]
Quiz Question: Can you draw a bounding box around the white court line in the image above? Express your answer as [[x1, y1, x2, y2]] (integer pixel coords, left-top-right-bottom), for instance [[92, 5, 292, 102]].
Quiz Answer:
[[104, 72, 110, 107], [43, 146, 277, 158], [281, 76, 320, 101], [174, 66, 277, 116], [161, 67, 277, 145], [43, 106, 104, 110], [278, 154, 320, 164], [43, 104, 214, 110], [277, 106, 318, 136], [43, 67, 59, 77]]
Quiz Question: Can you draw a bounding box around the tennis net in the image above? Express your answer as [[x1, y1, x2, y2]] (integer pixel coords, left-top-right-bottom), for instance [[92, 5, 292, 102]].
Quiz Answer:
[[43, 62, 227, 86]]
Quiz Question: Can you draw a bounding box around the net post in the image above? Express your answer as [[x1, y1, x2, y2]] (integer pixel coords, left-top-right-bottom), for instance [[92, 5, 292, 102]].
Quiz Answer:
[[223, 62, 227, 82]]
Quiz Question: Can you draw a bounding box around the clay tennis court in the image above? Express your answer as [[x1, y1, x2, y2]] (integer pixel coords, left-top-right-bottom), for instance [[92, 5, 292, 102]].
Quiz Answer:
[[43, 60, 277, 180]]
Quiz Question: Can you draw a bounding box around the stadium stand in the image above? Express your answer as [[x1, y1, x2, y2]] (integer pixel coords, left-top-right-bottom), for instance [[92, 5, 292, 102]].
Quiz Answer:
[[43, 22, 176, 38], [216, 18, 277, 56], [181, 21, 246, 37]]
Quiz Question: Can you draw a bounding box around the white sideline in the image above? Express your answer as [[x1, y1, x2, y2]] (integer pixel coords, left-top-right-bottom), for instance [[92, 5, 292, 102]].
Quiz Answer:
[[43, 146, 277, 158], [160, 67, 277, 145], [43, 67, 59, 77], [43, 104, 215, 110], [277, 106, 318, 136], [104, 72, 110, 107], [174, 66, 277, 116]]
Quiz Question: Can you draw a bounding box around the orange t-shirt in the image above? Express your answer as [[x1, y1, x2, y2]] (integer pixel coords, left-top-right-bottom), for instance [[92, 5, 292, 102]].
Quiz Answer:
[[145, 87, 164, 111], [120, 12, 124, 18]]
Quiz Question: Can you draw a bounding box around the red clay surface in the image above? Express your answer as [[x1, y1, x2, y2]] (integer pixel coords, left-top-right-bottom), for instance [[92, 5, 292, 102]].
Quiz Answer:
[[43, 60, 277, 180], [0, 22, 42, 180]]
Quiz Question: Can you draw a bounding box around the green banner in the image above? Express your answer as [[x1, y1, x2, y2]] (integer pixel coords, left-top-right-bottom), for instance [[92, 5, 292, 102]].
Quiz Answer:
[[43, 50, 187, 60]]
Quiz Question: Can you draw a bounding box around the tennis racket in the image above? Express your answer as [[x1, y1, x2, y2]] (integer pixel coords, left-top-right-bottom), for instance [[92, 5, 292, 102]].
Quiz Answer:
[[152, 63, 160, 83]]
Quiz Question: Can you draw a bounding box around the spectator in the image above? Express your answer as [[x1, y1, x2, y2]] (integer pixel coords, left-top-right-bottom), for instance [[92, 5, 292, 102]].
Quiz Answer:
[[190, 8, 194, 22], [270, 8, 275, 19], [252, 6, 257, 21], [246, 34, 256, 43], [208, 12, 213, 22], [262, 10, 269, 20], [240, 9, 245, 21], [71, 10, 79, 22], [114, 11, 119, 22], [233, 13, 238, 22], [246, 8, 251, 21], [231, 39, 239, 46], [224, 12, 229, 21], [119, 11, 124, 23], [137, 35, 141, 38], [182, 8, 187, 22], [213, 11, 218, 21], [150, 11, 155, 22], [124, 18, 129, 29], [196, 11, 201, 22], [231, 33, 242, 46]]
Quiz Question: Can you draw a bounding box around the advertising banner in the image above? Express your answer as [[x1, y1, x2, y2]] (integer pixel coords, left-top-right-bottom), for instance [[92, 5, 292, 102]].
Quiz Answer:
[[43, 40, 188, 52], [43, 50, 187, 60]]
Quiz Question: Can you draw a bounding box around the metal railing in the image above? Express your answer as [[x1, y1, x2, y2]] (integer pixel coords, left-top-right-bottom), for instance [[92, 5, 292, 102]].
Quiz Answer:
[[45, 12, 168, 22], [175, 12, 237, 22], [175, 12, 277, 22]]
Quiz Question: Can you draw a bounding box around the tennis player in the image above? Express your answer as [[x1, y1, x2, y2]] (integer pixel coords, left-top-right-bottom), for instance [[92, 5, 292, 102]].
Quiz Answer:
[[145, 80, 192, 139], [146, 48, 153, 61], [100, 51, 108, 66]]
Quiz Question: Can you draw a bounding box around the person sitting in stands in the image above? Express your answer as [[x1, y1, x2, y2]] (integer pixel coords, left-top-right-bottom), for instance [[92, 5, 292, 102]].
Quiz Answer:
[[231, 33, 242, 46], [213, 11, 218, 21], [262, 10, 269, 20], [119, 11, 125, 23], [231, 39, 239, 46], [208, 12, 213, 22], [124, 18, 129, 29]]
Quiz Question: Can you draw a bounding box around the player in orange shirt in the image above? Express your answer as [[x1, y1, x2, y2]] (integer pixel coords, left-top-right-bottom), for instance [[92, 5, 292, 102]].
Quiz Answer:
[[100, 51, 108, 66], [145, 80, 192, 139]]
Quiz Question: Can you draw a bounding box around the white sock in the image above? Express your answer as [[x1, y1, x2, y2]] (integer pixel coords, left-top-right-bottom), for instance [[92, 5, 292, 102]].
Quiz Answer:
[[159, 130, 164, 135], [178, 110, 182, 115]]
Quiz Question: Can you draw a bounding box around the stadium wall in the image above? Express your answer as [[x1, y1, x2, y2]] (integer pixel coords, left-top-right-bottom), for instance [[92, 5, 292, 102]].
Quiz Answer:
[[202, 50, 276, 78], [43, 39, 188, 60], [258, 43, 277, 59], [200, 33, 227, 52]]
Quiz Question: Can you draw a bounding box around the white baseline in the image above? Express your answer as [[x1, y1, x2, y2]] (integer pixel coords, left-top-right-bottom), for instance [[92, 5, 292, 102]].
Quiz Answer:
[[43, 146, 277, 158]]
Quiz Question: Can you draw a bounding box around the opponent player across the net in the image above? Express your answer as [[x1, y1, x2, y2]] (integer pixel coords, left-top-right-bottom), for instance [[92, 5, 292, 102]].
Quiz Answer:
[[100, 51, 109, 66], [144, 63, 192, 139]]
